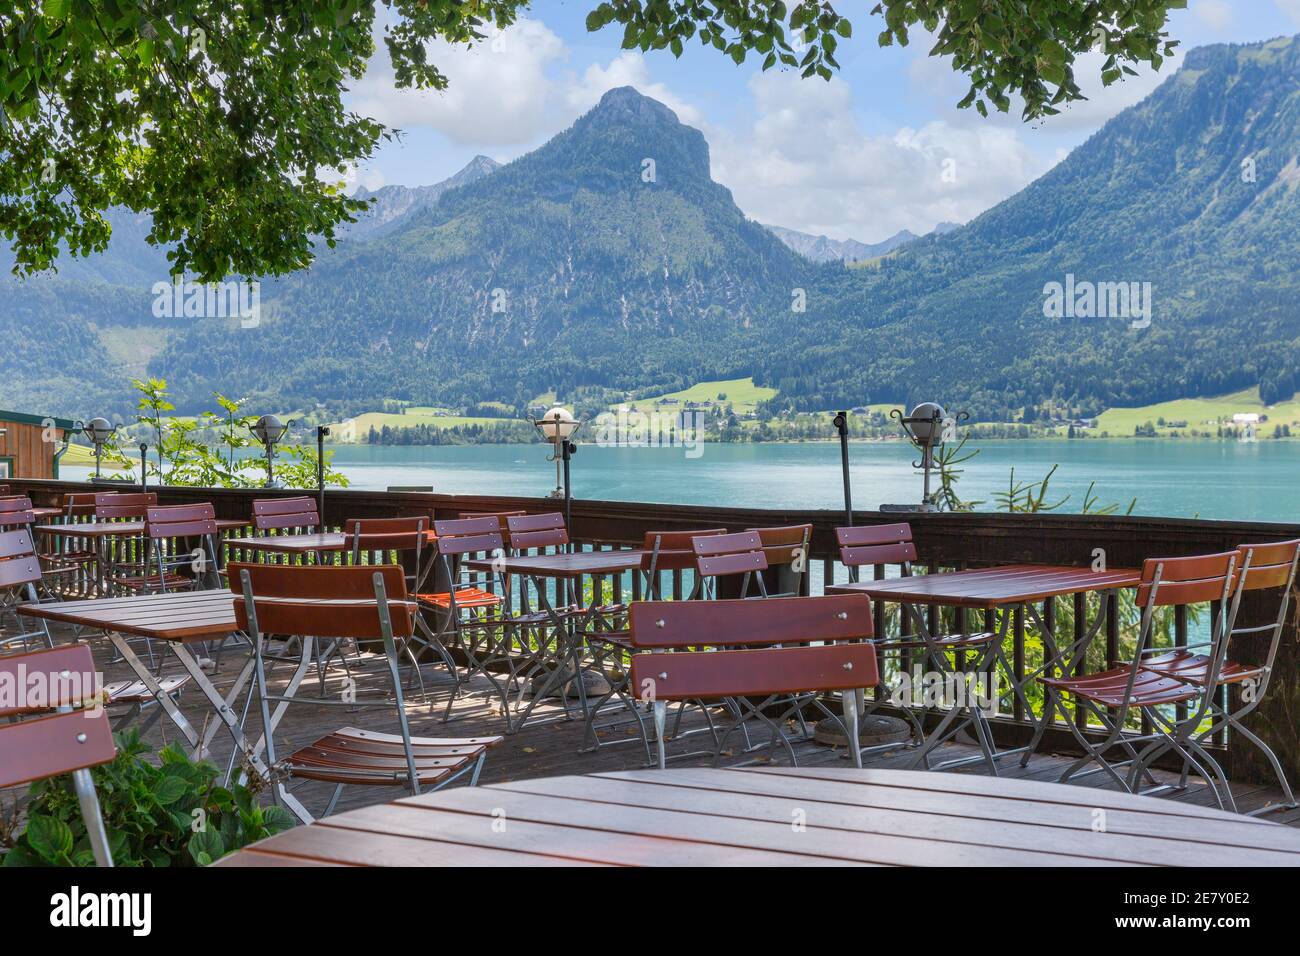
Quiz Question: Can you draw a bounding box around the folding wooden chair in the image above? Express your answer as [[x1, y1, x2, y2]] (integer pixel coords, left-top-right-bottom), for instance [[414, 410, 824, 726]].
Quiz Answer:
[[0, 644, 117, 866], [234, 562, 502, 822], [108, 503, 219, 594], [693, 530, 769, 600], [836, 523, 996, 747], [1135, 539, 1300, 812], [341, 516, 458, 702], [94, 492, 158, 594], [747, 523, 813, 596], [417, 516, 511, 724], [1035, 551, 1240, 806], [627, 595, 879, 769], [250, 496, 321, 564], [0, 528, 56, 651], [581, 528, 725, 755]]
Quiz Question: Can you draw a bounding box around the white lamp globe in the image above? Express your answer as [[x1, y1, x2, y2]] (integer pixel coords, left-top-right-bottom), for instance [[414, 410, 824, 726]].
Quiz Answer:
[[84, 417, 116, 444], [538, 405, 578, 442], [907, 402, 947, 443]]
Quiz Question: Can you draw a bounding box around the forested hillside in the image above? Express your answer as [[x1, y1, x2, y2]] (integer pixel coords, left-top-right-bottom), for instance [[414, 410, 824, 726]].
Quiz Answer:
[[2, 35, 1297, 423]]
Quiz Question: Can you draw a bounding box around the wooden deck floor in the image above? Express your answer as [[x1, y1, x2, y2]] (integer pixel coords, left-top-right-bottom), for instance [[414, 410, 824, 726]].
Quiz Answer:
[[23, 627, 1300, 828]]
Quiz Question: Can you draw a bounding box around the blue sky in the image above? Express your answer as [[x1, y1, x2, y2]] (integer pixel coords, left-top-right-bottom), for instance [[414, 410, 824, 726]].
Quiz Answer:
[[345, 1, 1300, 243]]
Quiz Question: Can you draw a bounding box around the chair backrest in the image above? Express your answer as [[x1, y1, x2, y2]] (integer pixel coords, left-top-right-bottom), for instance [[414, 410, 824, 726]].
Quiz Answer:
[[64, 492, 102, 518], [693, 530, 768, 579], [1135, 551, 1238, 608], [252, 496, 319, 532], [1235, 539, 1300, 593], [230, 562, 416, 640], [0, 484, 9, 496], [458, 510, 525, 546], [433, 516, 505, 557], [95, 491, 156, 520], [0, 495, 36, 528], [627, 596, 878, 701], [0, 528, 42, 589], [837, 522, 917, 567], [146, 503, 218, 540], [748, 524, 812, 566], [640, 528, 726, 573], [506, 512, 568, 550], [0, 645, 115, 786], [344, 516, 427, 555]]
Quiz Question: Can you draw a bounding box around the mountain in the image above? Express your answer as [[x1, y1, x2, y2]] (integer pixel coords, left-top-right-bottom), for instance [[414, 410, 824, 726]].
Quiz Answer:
[[2, 36, 1299, 423], [341, 155, 501, 240], [143, 86, 806, 413], [765, 223, 959, 263], [744, 34, 1300, 416]]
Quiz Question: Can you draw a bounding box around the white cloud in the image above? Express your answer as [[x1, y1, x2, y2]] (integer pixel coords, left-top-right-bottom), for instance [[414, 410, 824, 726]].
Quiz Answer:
[[708, 72, 1047, 242], [1278, 0, 1300, 26], [563, 52, 705, 128], [348, 19, 567, 147], [1195, 0, 1236, 32]]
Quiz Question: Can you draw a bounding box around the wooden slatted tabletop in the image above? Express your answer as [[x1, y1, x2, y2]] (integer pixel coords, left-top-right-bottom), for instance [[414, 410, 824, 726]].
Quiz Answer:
[[464, 549, 645, 578], [828, 564, 1142, 608], [215, 767, 1300, 867], [225, 530, 438, 555], [18, 589, 237, 643], [33, 517, 250, 538]]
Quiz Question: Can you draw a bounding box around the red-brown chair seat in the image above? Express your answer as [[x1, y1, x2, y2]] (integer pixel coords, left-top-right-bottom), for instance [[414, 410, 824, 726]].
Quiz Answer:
[[1140, 649, 1265, 686], [1041, 665, 1200, 708], [105, 674, 190, 704], [415, 586, 503, 610], [876, 631, 996, 652], [109, 571, 195, 592], [281, 727, 502, 787]]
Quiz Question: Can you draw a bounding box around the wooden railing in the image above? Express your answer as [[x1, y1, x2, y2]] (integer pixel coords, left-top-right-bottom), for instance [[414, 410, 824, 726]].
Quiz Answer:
[[9, 477, 1299, 787]]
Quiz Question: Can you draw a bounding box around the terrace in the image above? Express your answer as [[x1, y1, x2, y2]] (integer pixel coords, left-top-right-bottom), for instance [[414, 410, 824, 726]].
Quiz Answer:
[[2, 478, 1298, 868]]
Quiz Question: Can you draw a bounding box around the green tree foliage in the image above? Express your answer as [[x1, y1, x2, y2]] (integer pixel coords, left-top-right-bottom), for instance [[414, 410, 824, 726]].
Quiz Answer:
[[1, 1, 1184, 280]]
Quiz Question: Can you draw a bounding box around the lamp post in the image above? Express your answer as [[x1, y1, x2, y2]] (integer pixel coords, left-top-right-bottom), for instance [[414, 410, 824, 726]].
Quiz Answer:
[[249, 414, 293, 488], [888, 402, 966, 511], [533, 405, 581, 531], [831, 411, 857, 582], [82, 417, 118, 480], [316, 425, 330, 522]]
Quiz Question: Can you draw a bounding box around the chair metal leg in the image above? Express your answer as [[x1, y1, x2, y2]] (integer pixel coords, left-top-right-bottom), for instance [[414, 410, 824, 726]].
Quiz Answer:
[[842, 691, 862, 769], [72, 767, 114, 867], [652, 701, 667, 769]]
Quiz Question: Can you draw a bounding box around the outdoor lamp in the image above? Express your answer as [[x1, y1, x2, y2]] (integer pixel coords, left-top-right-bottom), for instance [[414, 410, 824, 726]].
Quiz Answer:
[[82, 417, 118, 479], [887, 402, 965, 512], [533, 405, 581, 530], [249, 414, 295, 488]]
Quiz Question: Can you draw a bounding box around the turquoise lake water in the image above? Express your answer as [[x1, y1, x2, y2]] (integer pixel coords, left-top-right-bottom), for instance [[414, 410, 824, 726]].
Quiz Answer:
[[66, 438, 1296, 522]]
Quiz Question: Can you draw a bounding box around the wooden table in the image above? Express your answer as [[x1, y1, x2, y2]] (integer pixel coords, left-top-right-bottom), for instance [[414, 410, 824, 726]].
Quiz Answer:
[[215, 767, 1300, 866], [21, 588, 320, 821], [36, 518, 249, 594], [463, 549, 645, 732], [829, 565, 1143, 773], [19, 590, 250, 769]]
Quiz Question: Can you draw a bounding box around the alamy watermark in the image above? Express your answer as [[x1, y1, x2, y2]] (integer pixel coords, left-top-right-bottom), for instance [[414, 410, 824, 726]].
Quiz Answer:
[[151, 276, 261, 328], [888, 665, 1001, 716], [0, 664, 104, 717], [592, 405, 706, 458], [1042, 273, 1151, 330]]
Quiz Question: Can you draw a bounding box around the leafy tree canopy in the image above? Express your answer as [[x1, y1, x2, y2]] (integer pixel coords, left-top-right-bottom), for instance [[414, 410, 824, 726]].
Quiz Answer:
[[1, 0, 1182, 281]]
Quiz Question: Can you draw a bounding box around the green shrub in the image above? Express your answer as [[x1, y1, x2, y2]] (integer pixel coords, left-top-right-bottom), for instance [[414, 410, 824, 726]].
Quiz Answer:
[[1, 730, 295, 867]]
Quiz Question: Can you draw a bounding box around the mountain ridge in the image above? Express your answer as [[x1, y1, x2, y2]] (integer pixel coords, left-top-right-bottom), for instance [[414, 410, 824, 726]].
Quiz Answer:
[[1, 39, 1298, 421]]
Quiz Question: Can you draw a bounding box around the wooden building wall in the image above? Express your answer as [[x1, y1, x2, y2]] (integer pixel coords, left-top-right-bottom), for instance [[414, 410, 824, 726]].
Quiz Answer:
[[0, 419, 61, 479]]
